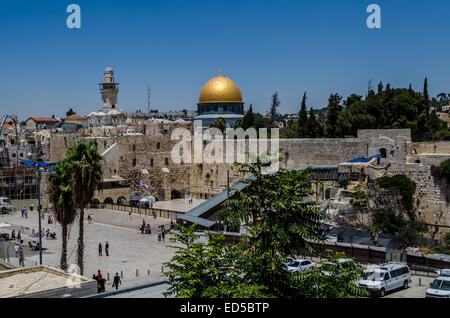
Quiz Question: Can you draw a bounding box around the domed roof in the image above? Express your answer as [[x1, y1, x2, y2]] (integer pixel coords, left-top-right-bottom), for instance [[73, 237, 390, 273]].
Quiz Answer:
[[105, 66, 113, 72], [199, 74, 243, 104]]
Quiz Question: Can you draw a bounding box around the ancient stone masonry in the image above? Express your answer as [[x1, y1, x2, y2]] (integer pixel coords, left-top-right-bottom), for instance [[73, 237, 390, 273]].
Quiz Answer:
[[38, 126, 450, 239]]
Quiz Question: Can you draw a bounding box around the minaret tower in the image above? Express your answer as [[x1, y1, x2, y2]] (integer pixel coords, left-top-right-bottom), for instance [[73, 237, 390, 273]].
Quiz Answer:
[[99, 66, 119, 113]]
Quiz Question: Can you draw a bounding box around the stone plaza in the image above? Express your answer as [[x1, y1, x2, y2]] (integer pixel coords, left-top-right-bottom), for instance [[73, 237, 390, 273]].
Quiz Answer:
[[0, 205, 193, 291]]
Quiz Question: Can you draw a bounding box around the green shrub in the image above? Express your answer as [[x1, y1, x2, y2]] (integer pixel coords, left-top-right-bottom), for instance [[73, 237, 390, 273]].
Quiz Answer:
[[376, 175, 416, 211]]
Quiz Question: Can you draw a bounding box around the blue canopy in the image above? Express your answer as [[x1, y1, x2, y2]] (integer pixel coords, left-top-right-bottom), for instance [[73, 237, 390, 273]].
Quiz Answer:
[[20, 159, 58, 168], [130, 196, 143, 201], [346, 154, 381, 163]]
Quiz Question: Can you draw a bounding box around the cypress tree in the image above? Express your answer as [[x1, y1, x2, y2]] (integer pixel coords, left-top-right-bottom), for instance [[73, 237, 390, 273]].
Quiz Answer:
[[325, 93, 343, 137], [298, 92, 308, 137]]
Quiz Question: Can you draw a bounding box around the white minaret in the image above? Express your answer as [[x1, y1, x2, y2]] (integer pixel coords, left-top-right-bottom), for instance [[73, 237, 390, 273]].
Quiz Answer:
[[99, 66, 119, 113]]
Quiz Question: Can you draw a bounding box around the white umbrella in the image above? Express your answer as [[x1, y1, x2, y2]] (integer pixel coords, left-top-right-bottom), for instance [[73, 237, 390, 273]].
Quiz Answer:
[[144, 196, 156, 203]]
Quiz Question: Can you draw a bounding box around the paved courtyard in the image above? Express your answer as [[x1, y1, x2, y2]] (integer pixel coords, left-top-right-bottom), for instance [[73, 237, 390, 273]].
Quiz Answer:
[[0, 208, 181, 292], [151, 198, 206, 212]]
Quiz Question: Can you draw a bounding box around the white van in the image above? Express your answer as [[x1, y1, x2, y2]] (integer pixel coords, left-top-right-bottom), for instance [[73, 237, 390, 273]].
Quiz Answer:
[[0, 197, 13, 214], [358, 263, 412, 297], [426, 270, 450, 298]]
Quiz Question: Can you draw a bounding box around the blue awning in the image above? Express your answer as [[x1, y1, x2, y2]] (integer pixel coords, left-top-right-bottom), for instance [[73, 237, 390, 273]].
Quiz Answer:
[[346, 154, 381, 163], [20, 159, 58, 168]]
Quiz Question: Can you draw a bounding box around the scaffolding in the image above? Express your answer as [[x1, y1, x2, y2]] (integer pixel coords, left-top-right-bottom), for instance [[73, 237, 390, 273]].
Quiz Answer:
[[0, 168, 37, 200]]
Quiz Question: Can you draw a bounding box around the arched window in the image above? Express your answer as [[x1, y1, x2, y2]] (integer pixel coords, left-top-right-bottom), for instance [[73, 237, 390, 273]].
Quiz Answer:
[[379, 148, 387, 159], [157, 142, 161, 150]]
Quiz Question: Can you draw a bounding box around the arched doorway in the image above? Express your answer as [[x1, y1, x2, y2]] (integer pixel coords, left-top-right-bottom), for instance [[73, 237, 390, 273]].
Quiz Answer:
[[91, 198, 100, 208], [104, 197, 114, 204], [117, 196, 127, 205], [171, 190, 183, 200]]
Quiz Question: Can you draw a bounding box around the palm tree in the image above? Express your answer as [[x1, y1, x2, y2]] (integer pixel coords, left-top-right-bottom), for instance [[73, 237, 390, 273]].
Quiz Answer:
[[67, 142, 103, 275], [48, 159, 77, 271]]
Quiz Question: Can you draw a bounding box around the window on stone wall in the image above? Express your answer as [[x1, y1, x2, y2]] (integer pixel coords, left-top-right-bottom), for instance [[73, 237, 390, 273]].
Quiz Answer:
[[132, 158, 136, 167], [132, 145, 136, 151], [380, 148, 387, 158], [157, 142, 161, 150], [165, 158, 169, 165], [150, 158, 154, 167]]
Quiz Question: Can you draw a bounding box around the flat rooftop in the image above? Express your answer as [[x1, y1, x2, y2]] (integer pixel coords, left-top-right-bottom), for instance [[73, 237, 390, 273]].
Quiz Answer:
[[0, 266, 94, 298]]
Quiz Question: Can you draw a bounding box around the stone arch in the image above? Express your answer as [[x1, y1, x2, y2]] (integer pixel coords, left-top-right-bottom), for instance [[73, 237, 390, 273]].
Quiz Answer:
[[91, 198, 100, 208], [117, 196, 127, 205], [171, 190, 183, 200], [104, 197, 114, 204]]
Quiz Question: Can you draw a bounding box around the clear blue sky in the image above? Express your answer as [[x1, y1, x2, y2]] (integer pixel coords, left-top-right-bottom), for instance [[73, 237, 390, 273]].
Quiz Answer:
[[1, 0, 450, 120]]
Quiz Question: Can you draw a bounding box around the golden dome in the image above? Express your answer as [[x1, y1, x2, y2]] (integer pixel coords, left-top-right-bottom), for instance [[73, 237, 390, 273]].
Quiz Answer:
[[199, 74, 243, 104]]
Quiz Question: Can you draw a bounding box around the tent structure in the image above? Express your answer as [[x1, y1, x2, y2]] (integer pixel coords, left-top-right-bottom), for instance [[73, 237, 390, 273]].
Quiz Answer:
[[19, 159, 58, 168]]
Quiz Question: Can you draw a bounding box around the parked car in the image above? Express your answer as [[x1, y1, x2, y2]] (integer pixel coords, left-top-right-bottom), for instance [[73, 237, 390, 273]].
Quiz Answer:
[[286, 259, 316, 273], [358, 263, 411, 297], [426, 274, 450, 298], [0, 197, 13, 214]]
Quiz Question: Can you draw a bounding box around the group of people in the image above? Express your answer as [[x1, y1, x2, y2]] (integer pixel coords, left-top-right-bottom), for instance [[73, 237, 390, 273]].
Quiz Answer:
[[45, 229, 56, 240], [87, 213, 94, 224], [20, 208, 29, 219], [93, 270, 122, 293], [98, 241, 110, 256], [10, 229, 21, 242]]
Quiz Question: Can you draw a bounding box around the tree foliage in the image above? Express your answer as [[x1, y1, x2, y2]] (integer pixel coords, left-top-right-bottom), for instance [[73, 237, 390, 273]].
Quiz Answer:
[[48, 159, 77, 270], [376, 175, 416, 212], [66, 142, 103, 275], [293, 251, 369, 298], [371, 208, 427, 248]]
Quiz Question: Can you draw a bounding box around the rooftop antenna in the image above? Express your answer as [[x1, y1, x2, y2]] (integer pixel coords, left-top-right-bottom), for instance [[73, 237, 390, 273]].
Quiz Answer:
[[219, 67, 222, 76], [147, 85, 151, 114]]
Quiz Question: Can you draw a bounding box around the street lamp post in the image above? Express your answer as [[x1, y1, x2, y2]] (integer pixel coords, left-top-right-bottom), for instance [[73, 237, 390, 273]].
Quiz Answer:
[[37, 166, 43, 265]]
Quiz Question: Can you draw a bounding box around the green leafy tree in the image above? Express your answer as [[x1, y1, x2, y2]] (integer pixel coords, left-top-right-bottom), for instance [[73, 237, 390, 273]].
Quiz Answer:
[[439, 159, 450, 185], [371, 208, 427, 248], [242, 104, 255, 130], [66, 108, 76, 117], [66, 142, 103, 275], [293, 251, 368, 298], [219, 154, 327, 296], [210, 117, 227, 133], [267, 92, 280, 128], [350, 186, 369, 210], [437, 232, 450, 254], [48, 159, 77, 271], [298, 92, 308, 137], [326, 93, 343, 137], [305, 108, 322, 138], [163, 224, 269, 298], [376, 175, 416, 213]]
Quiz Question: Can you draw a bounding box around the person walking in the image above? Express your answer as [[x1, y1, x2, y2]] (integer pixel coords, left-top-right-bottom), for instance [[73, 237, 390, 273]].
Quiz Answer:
[[141, 219, 145, 234], [112, 273, 121, 290], [98, 243, 103, 256], [105, 241, 110, 256], [161, 225, 166, 242], [11, 229, 15, 240], [21, 208, 25, 218], [19, 247, 25, 267], [157, 228, 162, 242], [14, 244, 19, 257], [153, 211, 157, 219], [128, 211, 132, 220], [17, 231, 21, 243]]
